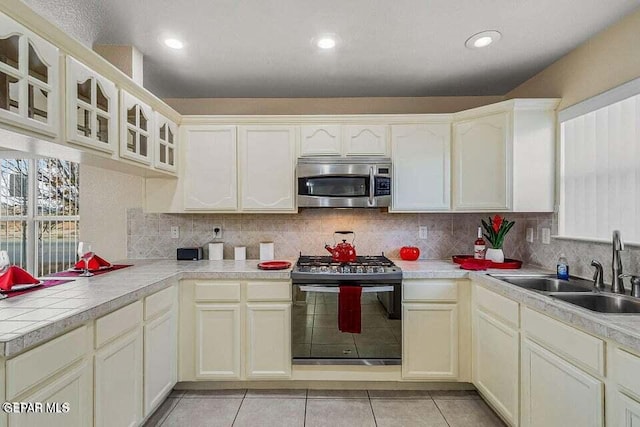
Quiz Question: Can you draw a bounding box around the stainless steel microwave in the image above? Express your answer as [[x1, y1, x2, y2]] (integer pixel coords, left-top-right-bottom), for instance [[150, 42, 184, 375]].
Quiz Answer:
[[296, 157, 392, 208]]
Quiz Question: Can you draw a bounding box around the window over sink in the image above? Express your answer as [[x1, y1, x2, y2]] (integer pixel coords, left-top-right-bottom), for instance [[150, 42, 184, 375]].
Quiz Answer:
[[0, 155, 79, 275], [558, 78, 640, 243]]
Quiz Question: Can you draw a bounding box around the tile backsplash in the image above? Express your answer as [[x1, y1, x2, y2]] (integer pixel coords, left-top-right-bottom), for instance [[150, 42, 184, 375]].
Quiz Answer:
[[127, 208, 537, 261], [127, 208, 640, 282]]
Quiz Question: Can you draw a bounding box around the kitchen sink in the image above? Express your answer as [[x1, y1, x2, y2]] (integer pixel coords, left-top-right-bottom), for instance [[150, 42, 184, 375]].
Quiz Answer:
[[489, 274, 594, 293], [550, 293, 640, 314]]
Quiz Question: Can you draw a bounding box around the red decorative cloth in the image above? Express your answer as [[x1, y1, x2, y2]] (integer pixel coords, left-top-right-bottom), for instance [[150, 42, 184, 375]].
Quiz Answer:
[[0, 266, 40, 291], [338, 286, 362, 334], [460, 259, 494, 271], [74, 254, 112, 270]]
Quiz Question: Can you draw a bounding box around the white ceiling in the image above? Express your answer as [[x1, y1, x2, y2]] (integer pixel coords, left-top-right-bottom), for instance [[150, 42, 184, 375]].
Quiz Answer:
[[24, 0, 640, 98]]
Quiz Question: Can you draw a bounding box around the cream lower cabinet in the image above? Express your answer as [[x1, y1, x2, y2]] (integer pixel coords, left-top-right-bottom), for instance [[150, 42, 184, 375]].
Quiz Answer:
[[246, 303, 291, 379], [5, 326, 92, 427], [402, 280, 462, 380], [195, 303, 242, 379], [94, 302, 144, 427], [143, 286, 178, 416], [521, 337, 603, 427], [180, 280, 292, 381], [616, 392, 640, 426], [472, 284, 520, 426]]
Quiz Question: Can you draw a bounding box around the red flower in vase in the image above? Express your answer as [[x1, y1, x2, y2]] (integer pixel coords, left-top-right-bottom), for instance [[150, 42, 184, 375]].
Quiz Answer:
[[492, 215, 503, 233]]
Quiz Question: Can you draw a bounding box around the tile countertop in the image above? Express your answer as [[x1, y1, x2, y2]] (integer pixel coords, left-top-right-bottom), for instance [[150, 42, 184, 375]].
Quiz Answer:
[[0, 259, 639, 359]]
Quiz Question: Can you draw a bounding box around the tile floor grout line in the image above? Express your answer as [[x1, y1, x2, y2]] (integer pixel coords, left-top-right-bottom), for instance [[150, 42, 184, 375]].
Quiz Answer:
[[303, 389, 308, 427], [366, 390, 379, 427], [157, 393, 183, 427], [432, 398, 452, 427], [230, 389, 246, 427]]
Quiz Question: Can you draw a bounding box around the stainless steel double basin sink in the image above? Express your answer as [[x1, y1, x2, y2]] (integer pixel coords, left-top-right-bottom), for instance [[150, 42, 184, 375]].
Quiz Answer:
[[489, 274, 640, 314]]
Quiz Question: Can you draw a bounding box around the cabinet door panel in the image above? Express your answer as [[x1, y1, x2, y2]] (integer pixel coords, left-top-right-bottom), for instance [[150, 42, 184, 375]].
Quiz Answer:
[[300, 124, 341, 156], [473, 309, 519, 426], [8, 361, 92, 427], [95, 328, 143, 427], [453, 113, 509, 210], [344, 125, 388, 156], [195, 304, 242, 379], [154, 112, 178, 172], [618, 392, 640, 427], [521, 337, 603, 427], [391, 123, 450, 210], [184, 126, 237, 210], [144, 308, 177, 416], [246, 303, 291, 378], [239, 126, 296, 211], [402, 303, 458, 379]]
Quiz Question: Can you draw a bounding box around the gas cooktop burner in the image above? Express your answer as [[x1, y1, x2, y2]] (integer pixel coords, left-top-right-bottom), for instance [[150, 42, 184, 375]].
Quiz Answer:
[[291, 253, 402, 284]]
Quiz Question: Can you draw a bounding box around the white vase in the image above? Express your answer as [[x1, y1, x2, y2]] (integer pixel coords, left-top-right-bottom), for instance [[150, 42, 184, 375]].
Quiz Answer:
[[485, 248, 504, 263]]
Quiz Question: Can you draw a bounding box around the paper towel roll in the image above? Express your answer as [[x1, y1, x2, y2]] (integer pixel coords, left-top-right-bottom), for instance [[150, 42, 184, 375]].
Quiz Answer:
[[208, 243, 224, 260], [260, 242, 274, 261], [234, 246, 246, 261]]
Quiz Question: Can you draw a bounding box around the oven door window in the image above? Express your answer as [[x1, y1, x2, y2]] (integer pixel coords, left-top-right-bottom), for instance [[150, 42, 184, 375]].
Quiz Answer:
[[298, 176, 369, 197]]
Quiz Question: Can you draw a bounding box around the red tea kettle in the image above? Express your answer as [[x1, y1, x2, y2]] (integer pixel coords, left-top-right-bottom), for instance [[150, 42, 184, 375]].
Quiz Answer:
[[325, 231, 357, 263]]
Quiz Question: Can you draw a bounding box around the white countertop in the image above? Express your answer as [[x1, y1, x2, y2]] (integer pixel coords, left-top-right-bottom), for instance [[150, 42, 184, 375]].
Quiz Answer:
[[0, 258, 639, 359]]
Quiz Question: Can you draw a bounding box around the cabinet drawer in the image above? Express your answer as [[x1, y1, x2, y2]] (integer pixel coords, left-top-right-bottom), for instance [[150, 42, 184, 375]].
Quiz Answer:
[[475, 284, 519, 328], [247, 281, 291, 301], [194, 281, 241, 302], [403, 280, 457, 302], [95, 301, 143, 348], [522, 307, 604, 376], [6, 326, 88, 400], [613, 348, 640, 398], [145, 286, 175, 320]]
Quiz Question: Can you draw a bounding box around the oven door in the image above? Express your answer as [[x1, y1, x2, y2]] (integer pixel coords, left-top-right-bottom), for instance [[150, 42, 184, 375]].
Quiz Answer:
[[291, 284, 401, 365]]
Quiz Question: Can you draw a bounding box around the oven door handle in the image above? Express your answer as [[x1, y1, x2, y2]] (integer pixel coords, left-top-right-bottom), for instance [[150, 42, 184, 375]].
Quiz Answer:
[[298, 285, 394, 293], [368, 167, 375, 206]]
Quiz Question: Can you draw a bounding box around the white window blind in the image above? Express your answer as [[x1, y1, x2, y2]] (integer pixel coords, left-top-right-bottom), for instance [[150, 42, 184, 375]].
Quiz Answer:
[[560, 93, 640, 242]]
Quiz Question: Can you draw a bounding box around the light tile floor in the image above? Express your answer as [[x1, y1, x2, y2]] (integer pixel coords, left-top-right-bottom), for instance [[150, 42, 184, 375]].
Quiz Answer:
[[144, 389, 506, 427]]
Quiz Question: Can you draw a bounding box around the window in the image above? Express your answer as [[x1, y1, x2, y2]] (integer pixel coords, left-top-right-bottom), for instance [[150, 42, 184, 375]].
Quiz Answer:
[[0, 156, 79, 275], [559, 80, 640, 243]]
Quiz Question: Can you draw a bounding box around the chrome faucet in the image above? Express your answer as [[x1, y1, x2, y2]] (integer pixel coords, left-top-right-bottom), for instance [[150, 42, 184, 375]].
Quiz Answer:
[[612, 230, 625, 294], [590, 260, 605, 290]]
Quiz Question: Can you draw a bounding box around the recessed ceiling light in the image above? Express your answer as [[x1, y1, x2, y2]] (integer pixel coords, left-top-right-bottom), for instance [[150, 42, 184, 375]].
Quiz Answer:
[[317, 37, 336, 49], [164, 38, 184, 49], [465, 31, 502, 49]]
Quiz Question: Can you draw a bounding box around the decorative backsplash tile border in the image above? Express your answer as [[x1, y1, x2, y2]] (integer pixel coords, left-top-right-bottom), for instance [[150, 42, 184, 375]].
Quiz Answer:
[[127, 208, 640, 283]]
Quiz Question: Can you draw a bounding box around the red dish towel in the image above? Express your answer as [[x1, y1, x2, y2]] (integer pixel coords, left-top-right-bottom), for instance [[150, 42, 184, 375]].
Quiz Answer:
[[0, 266, 40, 291], [338, 286, 362, 334], [74, 254, 112, 270]]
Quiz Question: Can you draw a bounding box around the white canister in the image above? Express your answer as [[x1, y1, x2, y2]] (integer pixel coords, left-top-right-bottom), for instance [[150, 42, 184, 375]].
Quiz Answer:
[[208, 243, 224, 260], [234, 246, 246, 261], [260, 242, 275, 261]]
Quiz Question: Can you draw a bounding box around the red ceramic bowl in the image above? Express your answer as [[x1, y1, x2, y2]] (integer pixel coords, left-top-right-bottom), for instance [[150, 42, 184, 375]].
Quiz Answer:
[[399, 246, 420, 261]]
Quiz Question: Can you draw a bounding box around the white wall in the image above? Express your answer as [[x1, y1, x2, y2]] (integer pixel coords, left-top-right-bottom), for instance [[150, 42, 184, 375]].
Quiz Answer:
[[79, 165, 144, 261]]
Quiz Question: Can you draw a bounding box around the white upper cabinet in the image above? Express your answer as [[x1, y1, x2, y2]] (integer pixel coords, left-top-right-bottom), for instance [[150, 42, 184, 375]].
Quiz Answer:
[[239, 125, 296, 211], [391, 123, 451, 211], [120, 90, 153, 165], [154, 112, 178, 172], [300, 124, 341, 156], [344, 124, 388, 156], [65, 57, 118, 153], [453, 112, 510, 211], [452, 100, 558, 212], [183, 125, 237, 210], [0, 12, 59, 137]]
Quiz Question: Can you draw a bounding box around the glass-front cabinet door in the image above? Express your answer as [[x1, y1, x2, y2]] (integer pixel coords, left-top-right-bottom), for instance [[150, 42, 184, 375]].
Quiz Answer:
[[65, 57, 118, 153], [154, 112, 177, 172], [0, 12, 59, 137], [120, 90, 153, 165]]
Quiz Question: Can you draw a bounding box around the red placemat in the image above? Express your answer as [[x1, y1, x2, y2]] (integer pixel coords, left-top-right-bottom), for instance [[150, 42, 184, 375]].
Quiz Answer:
[[3, 279, 73, 299], [50, 264, 132, 277], [452, 255, 522, 269]]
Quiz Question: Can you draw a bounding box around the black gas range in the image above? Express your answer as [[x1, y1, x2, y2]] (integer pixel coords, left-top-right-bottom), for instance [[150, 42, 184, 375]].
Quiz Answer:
[[291, 254, 403, 319]]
